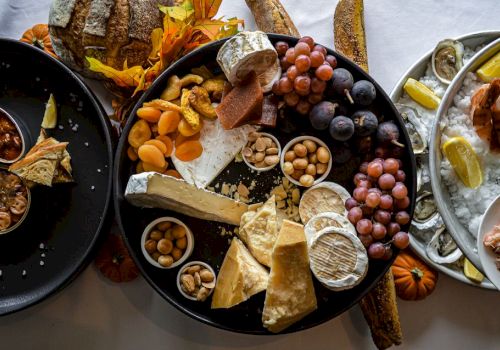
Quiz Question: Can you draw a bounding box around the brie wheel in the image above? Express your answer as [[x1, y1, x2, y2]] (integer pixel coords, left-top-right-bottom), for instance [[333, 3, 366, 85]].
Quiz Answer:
[[299, 182, 351, 224], [304, 212, 356, 246]]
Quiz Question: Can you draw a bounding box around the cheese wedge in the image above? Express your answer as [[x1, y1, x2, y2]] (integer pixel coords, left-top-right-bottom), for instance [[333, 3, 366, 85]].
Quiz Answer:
[[239, 195, 278, 267], [211, 238, 269, 309], [124, 172, 248, 225], [262, 220, 317, 333]]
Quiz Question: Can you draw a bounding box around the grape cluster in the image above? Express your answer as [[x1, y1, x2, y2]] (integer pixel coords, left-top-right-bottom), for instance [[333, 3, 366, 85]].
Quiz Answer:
[[346, 157, 411, 260], [273, 36, 337, 115]]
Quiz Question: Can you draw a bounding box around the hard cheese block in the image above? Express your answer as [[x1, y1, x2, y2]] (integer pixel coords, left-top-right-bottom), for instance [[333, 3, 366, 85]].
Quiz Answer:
[[211, 237, 269, 309], [239, 195, 279, 268], [124, 172, 248, 225], [262, 220, 317, 333], [172, 119, 255, 188]]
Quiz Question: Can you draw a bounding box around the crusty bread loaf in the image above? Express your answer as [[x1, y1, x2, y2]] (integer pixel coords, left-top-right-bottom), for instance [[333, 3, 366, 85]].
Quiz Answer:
[[48, 0, 172, 78]]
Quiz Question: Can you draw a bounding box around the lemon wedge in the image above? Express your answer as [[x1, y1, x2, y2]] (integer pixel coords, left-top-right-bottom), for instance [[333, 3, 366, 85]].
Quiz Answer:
[[403, 78, 441, 109], [41, 93, 57, 129], [464, 258, 484, 283], [442, 136, 482, 189], [477, 51, 500, 83]]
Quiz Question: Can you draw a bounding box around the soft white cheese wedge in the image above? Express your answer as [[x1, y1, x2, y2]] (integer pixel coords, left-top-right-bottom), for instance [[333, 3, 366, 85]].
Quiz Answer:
[[172, 119, 256, 188]]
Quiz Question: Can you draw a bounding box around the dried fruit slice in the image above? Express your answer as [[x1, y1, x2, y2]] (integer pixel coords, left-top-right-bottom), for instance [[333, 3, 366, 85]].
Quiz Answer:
[[442, 136, 483, 189], [403, 78, 441, 110], [41, 93, 57, 129], [477, 51, 500, 83]]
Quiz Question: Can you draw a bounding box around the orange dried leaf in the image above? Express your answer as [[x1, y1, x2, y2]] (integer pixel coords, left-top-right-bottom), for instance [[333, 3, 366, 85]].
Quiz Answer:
[[86, 57, 143, 88], [193, 0, 222, 19]]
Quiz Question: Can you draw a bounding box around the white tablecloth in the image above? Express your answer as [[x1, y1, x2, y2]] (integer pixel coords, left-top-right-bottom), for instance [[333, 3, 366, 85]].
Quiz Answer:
[[0, 1, 499, 349]]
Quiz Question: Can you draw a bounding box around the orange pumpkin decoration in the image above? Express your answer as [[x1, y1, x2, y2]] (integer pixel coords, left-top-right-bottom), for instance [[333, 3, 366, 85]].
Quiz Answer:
[[20, 24, 58, 59], [95, 233, 139, 283], [391, 250, 438, 301]]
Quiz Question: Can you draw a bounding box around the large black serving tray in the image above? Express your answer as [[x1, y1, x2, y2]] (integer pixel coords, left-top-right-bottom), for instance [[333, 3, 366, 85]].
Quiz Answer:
[[0, 39, 114, 315], [114, 34, 417, 334]]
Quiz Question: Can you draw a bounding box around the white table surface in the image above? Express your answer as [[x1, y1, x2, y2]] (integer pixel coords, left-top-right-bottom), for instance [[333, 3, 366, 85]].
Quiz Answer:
[[0, 0, 499, 349]]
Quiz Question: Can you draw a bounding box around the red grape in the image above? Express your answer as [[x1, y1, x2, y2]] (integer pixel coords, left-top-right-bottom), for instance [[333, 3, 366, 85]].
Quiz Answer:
[[392, 182, 408, 199], [325, 55, 337, 68], [353, 172, 367, 185], [315, 64, 334, 81], [359, 162, 369, 174], [285, 48, 296, 64], [310, 51, 325, 68], [275, 41, 289, 56], [378, 173, 396, 190], [294, 75, 311, 95], [365, 192, 381, 208], [284, 92, 300, 107], [381, 246, 393, 260], [372, 222, 387, 240], [359, 234, 374, 248], [395, 211, 410, 225], [356, 219, 373, 235], [353, 187, 368, 202], [348, 207, 363, 224], [383, 158, 399, 174], [367, 161, 383, 178], [312, 44, 327, 55], [387, 222, 401, 237], [379, 194, 393, 210], [278, 77, 293, 94], [272, 80, 281, 95], [373, 158, 384, 164], [393, 231, 410, 249], [295, 55, 312, 73], [294, 42, 311, 56], [367, 187, 382, 195], [296, 100, 312, 115], [311, 77, 327, 93], [358, 180, 371, 189], [374, 209, 391, 225], [308, 93, 323, 105], [368, 242, 385, 259], [287, 65, 299, 80], [298, 36, 315, 50], [345, 197, 358, 210], [395, 169, 406, 182], [394, 196, 410, 209]]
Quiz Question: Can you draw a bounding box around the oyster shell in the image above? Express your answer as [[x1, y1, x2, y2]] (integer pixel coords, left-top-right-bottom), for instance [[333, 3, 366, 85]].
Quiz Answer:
[[413, 191, 437, 223], [426, 227, 463, 264], [396, 104, 427, 154], [431, 39, 464, 85]]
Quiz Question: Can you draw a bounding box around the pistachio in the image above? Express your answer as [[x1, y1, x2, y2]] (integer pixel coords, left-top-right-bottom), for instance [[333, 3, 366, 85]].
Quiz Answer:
[[181, 274, 195, 293], [187, 265, 201, 274], [242, 147, 253, 158], [199, 269, 214, 282], [247, 131, 261, 142], [196, 287, 210, 301], [263, 137, 273, 148], [255, 151, 265, 162], [255, 137, 267, 152], [264, 155, 280, 166], [194, 272, 201, 286], [266, 147, 279, 155]]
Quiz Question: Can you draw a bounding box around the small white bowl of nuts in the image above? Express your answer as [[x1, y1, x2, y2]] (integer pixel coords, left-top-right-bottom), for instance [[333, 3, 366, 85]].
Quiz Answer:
[[141, 217, 194, 269], [242, 131, 281, 172], [280, 136, 332, 187], [177, 261, 216, 302]]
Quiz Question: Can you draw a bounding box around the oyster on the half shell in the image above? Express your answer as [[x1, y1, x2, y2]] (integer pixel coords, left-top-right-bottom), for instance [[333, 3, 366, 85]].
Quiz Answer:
[[431, 39, 464, 85], [413, 191, 437, 223], [396, 104, 428, 154], [426, 227, 463, 264]]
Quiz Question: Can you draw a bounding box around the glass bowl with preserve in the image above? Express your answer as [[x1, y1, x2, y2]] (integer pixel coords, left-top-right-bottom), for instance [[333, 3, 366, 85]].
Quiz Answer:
[[0, 169, 30, 234], [114, 32, 417, 334], [0, 107, 26, 164]]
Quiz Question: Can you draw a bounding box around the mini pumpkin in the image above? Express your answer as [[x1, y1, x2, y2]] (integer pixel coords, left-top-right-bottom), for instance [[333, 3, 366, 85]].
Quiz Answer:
[[20, 24, 58, 58], [391, 250, 438, 301], [95, 233, 139, 283]]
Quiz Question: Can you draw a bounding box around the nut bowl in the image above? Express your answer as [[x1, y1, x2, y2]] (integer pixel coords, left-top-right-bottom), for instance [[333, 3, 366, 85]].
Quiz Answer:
[[141, 217, 194, 269], [177, 260, 217, 301], [280, 135, 332, 187], [242, 132, 281, 172]]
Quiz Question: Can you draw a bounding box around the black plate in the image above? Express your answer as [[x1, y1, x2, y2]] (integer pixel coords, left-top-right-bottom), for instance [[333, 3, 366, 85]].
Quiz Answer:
[[0, 39, 114, 315], [114, 34, 417, 334]]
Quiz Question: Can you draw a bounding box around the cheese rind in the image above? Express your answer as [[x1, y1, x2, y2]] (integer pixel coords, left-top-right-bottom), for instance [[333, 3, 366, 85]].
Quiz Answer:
[[124, 172, 248, 225], [299, 182, 351, 224], [309, 226, 368, 291], [239, 195, 278, 267], [304, 212, 356, 246], [262, 220, 317, 333], [211, 237, 269, 309]]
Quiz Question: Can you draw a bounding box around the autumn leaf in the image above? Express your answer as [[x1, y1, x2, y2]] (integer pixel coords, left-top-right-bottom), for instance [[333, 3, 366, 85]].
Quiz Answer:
[[86, 57, 143, 88], [148, 28, 164, 61], [193, 0, 222, 19], [159, 1, 194, 21]]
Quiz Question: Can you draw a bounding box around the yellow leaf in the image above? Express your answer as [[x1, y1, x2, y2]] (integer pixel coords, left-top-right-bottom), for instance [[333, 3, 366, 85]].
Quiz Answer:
[[148, 28, 164, 61], [159, 1, 194, 21], [86, 57, 144, 88], [193, 0, 222, 19]]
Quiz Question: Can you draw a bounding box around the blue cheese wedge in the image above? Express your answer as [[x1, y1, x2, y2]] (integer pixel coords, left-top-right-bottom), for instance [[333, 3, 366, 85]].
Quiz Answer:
[[262, 220, 317, 333], [124, 172, 248, 225], [211, 237, 269, 309], [172, 119, 255, 188], [238, 196, 278, 268], [309, 226, 368, 291]]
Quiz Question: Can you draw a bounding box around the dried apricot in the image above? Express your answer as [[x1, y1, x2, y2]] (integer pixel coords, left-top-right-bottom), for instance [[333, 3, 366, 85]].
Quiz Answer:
[[144, 139, 168, 155], [127, 146, 138, 161], [137, 107, 161, 123], [128, 120, 152, 148], [136, 161, 144, 173], [175, 132, 200, 147], [143, 161, 168, 173], [138, 144, 166, 168], [164, 169, 182, 179], [175, 140, 203, 161], [178, 118, 202, 136], [155, 135, 174, 156], [158, 111, 180, 135]]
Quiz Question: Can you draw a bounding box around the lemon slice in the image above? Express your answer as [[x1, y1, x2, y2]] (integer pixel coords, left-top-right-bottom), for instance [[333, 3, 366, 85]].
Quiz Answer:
[[442, 136, 483, 189], [464, 258, 484, 283], [41, 93, 57, 129], [477, 51, 500, 83], [403, 78, 441, 109]]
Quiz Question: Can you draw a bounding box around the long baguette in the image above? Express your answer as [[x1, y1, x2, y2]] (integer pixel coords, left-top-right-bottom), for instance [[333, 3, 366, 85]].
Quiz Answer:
[[244, 0, 300, 37]]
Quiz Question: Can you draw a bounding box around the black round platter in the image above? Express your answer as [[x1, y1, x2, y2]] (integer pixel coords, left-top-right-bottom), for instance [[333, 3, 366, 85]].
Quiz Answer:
[[0, 39, 114, 315], [114, 34, 417, 334]]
